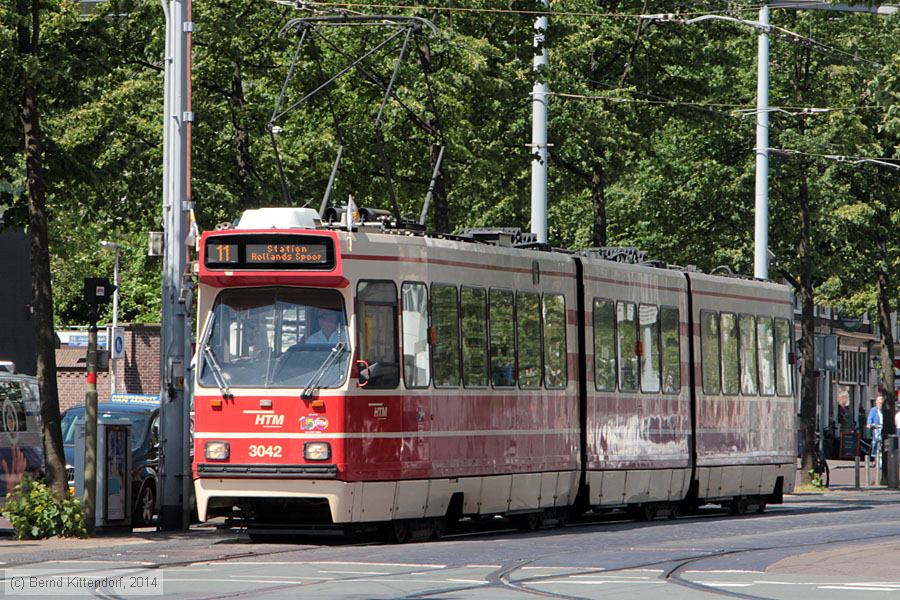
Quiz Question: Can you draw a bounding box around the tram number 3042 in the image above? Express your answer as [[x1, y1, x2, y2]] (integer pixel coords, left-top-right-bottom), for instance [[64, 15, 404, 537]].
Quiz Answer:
[[248, 445, 283, 458]]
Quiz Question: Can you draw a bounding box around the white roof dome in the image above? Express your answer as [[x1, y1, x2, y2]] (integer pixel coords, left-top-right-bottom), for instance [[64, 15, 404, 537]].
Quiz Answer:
[[235, 207, 321, 230]]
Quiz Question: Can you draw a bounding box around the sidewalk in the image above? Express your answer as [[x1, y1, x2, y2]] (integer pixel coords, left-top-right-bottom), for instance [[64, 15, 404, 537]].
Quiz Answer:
[[815, 458, 887, 488]]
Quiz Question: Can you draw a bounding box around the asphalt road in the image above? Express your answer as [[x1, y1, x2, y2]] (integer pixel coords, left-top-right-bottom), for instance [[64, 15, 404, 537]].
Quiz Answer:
[[3, 489, 900, 599]]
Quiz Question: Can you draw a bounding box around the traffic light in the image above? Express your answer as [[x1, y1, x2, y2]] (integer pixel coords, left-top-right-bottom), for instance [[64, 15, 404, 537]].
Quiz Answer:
[[83, 277, 116, 305]]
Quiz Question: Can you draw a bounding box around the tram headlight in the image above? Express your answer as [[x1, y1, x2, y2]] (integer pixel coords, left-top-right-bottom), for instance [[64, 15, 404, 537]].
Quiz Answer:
[[204, 440, 230, 461], [304, 441, 331, 461]]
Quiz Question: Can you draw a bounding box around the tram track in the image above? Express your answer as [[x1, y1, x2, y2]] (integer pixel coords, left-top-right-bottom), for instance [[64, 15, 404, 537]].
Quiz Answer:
[[7, 498, 900, 600]]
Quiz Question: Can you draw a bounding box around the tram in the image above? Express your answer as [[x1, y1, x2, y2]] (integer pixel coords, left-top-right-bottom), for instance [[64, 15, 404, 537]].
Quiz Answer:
[[192, 207, 795, 540]]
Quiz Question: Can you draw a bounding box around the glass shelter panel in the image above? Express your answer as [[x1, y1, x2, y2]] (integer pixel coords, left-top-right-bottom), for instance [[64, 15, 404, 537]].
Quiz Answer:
[[401, 282, 430, 388], [489, 289, 516, 387]]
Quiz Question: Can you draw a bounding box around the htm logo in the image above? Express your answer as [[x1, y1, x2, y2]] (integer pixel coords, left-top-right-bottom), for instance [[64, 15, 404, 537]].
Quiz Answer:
[[255, 414, 284, 427]]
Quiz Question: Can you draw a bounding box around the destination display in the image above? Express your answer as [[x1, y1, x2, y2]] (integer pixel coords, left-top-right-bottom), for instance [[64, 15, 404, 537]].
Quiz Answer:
[[204, 234, 335, 270]]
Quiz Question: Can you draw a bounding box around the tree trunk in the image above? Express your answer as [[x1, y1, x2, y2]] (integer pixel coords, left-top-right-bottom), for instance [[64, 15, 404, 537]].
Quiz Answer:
[[877, 238, 896, 437], [797, 163, 817, 485], [18, 0, 66, 497], [590, 149, 606, 247], [229, 60, 255, 208]]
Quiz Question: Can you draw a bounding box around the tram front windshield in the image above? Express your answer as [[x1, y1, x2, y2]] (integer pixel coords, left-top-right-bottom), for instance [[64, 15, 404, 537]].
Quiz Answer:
[[199, 287, 349, 389]]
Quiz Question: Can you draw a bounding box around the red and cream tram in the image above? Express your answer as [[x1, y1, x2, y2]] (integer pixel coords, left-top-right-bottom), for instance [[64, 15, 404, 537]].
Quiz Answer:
[[192, 208, 795, 539]]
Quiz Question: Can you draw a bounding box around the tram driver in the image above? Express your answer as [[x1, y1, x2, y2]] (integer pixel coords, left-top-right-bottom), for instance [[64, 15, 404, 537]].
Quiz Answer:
[[306, 309, 342, 345]]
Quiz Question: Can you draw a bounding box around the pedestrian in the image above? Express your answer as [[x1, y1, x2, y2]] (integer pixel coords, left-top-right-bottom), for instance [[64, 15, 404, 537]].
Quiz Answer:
[[867, 395, 884, 458], [895, 399, 900, 433]]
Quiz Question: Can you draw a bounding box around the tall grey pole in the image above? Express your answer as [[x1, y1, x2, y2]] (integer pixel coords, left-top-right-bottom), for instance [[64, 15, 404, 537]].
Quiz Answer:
[[160, 0, 192, 531], [753, 4, 770, 280], [111, 246, 119, 396], [83, 310, 98, 535], [530, 1, 549, 244]]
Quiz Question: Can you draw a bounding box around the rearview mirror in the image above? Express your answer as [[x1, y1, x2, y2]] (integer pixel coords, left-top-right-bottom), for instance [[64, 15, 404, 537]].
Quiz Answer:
[[356, 360, 370, 387]]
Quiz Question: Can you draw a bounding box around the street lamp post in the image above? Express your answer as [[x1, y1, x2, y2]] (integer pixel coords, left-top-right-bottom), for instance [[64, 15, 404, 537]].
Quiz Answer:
[[642, 2, 898, 279], [641, 11, 773, 280], [100, 241, 120, 398]]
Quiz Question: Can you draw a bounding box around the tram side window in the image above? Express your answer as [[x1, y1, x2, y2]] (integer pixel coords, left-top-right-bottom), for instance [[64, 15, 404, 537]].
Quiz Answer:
[[739, 314, 759, 395], [617, 301, 638, 392], [543, 294, 568, 389], [401, 282, 430, 388], [660, 307, 681, 394], [757, 316, 776, 396], [638, 304, 661, 393], [357, 281, 400, 389], [489, 289, 516, 387], [701, 311, 720, 394], [593, 299, 617, 391], [432, 284, 460, 387], [461, 287, 488, 387], [517, 292, 543, 389], [774, 317, 793, 396], [720, 313, 740, 396]]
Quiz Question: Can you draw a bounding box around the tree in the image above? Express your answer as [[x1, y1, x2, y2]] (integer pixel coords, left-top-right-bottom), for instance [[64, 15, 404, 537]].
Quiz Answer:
[[3, 0, 66, 495]]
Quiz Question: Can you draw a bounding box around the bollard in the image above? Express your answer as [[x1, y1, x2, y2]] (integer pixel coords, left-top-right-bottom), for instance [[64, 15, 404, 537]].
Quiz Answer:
[[855, 455, 860, 489], [865, 454, 870, 486], [876, 450, 882, 486], [886, 435, 900, 489]]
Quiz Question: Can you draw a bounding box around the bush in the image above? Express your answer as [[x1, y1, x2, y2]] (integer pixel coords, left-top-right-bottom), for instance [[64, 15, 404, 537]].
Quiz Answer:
[[2, 476, 86, 540]]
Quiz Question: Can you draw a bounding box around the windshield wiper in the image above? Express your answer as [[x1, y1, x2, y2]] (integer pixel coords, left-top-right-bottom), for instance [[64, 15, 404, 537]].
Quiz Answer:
[[200, 313, 233, 400], [302, 341, 346, 400]]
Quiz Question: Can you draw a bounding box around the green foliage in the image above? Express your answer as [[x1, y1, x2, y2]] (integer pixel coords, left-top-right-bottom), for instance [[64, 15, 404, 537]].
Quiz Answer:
[[2, 476, 86, 540], [0, 0, 898, 325]]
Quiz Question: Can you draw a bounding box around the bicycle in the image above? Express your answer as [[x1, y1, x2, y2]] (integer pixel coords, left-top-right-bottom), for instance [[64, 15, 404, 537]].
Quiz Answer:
[[813, 432, 830, 488]]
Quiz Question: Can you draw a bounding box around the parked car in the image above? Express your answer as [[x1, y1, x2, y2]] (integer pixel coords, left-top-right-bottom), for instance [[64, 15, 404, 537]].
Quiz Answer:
[[0, 368, 43, 504], [61, 400, 160, 525]]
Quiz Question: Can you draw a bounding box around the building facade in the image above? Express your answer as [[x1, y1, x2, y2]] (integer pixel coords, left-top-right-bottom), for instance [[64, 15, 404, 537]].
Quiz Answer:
[[56, 324, 160, 411]]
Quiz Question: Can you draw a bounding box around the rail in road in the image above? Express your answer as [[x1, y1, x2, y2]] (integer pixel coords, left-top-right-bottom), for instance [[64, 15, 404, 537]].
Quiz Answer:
[[3, 490, 900, 599]]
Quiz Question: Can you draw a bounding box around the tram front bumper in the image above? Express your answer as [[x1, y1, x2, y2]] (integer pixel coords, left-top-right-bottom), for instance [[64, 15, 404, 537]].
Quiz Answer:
[[194, 476, 356, 524]]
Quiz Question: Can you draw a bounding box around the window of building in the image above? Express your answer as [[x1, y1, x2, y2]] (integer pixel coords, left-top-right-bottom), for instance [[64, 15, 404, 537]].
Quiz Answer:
[[639, 304, 661, 393], [660, 307, 681, 394], [489, 289, 516, 387], [461, 287, 488, 387], [517, 292, 543, 388], [617, 301, 638, 391], [357, 280, 400, 389], [431, 284, 460, 387], [543, 294, 568, 389], [401, 282, 430, 388], [701, 311, 720, 394], [757, 316, 776, 396], [739, 314, 758, 395], [593, 299, 617, 391], [774, 317, 793, 396], [720, 312, 740, 396]]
